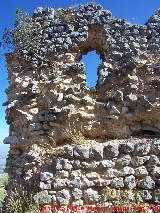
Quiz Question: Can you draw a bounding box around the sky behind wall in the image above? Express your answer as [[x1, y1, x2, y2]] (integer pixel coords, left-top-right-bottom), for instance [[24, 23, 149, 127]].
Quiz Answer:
[[0, 0, 160, 145]]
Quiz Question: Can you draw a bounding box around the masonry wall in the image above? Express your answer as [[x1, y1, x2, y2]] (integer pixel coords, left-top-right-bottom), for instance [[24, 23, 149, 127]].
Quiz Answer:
[[2, 3, 160, 212], [36, 140, 160, 208]]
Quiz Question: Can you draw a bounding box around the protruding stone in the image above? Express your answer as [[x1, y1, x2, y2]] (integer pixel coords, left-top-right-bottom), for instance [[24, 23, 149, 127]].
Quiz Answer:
[[83, 188, 99, 202], [135, 166, 148, 178], [63, 146, 73, 158], [40, 182, 51, 190], [90, 146, 103, 159], [74, 146, 89, 159], [134, 143, 151, 156], [3, 136, 19, 144], [40, 172, 53, 182], [111, 177, 124, 188], [121, 166, 135, 176], [119, 143, 134, 154], [152, 140, 160, 154], [131, 156, 150, 167], [72, 188, 82, 200], [116, 154, 131, 167], [100, 160, 115, 168], [139, 176, 155, 189], [124, 175, 136, 189], [104, 144, 119, 158], [147, 155, 160, 167], [56, 190, 70, 206]]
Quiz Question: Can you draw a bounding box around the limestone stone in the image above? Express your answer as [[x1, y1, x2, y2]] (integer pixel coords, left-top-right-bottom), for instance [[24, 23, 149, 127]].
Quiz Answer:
[[83, 188, 99, 202], [151, 166, 160, 178], [147, 155, 160, 167], [152, 140, 160, 154], [40, 182, 51, 190], [121, 166, 135, 176], [34, 190, 52, 204], [119, 143, 134, 154], [131, 156, 150, 167], [86, 172, 99, 179], [3, 136, 19, 144], [81, 177, 94, 187], [56, 189, 71, 205], [141, 190, 152, 201], [72, 188, 82, 200], [74, 146, 90, 159], [134, 143, 151, 156], [116, 154, 131, 167], [81, 161, 99, 169], [40, 172, 53, 182], [100, 160, 115, 168], [135, 166, 149, 178], [111, 177, 124, 188], [139, 176, 155, 189], [90, 146, 103, 159], [68, 177, 81, 188], [63, 146, 73, 158], [104, 144, 119, 158], [124, 175, 136, 189], [53, 179, 68, 189], [153, 189, 160, 204]]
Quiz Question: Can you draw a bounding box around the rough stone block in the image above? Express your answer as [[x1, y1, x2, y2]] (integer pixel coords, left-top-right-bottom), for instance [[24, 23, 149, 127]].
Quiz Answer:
[[90, 146, 103, 159], [74, 146, 90, 159], [104, 144, 119, 158]]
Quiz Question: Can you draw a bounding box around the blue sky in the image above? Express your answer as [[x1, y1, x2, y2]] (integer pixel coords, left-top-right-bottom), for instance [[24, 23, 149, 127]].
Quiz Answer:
[[0, 0, 159, 145]]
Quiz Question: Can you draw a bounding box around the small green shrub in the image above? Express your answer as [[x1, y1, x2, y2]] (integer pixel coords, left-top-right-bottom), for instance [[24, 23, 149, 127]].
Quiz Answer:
[[6, 186, 38, 213], [0, 174, 8, 209]]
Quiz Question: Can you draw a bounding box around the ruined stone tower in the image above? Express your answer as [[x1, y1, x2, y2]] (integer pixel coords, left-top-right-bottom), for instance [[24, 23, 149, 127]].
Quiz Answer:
[[3, 3, 160, 212]]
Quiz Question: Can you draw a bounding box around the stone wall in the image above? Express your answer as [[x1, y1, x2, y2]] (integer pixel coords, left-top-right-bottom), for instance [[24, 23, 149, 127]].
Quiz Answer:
[[2, 3, 160, 212], [36, 139, 160, 208]]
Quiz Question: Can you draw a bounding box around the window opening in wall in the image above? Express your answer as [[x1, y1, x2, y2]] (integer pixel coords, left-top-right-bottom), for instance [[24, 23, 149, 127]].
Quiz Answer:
[[81, 50, 102, 88]]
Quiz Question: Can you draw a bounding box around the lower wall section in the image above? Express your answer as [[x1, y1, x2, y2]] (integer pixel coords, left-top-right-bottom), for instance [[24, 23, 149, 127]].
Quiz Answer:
[[34, 138, 160, 211]]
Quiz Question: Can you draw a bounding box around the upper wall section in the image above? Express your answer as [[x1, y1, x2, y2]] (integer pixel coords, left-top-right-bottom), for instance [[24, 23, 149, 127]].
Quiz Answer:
[[4, 3, 160, 142]]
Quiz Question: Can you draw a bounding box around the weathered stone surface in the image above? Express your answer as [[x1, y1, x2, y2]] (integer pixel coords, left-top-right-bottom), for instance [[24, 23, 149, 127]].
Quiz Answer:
[[3, 2, 160, 210], [124, 175, 136, 189], [3, 136, 19, 144], [83, 188, 99, 202], [134, 143, 151, 156], [40, 182, 51, 190], [100, 160, 115, 168], [40, 172, 53, 182], [116, 154, 131, 166], [74, 146, 90, 159], [53, 179, 68, 189], [139, 176, 155, 189], [147, 155, 160, 167], [153, 189, 160, 204], [152, 140, 160, 154], [34, 190, 52, 204], [151, 166, 160, 178], [104, 144, 119, 158], [63, 146, 73, 158], [72, 188, 82, 200], [141, 190, 152, 201], [90, 146, 103, 159], [119, 143, 134, 154], [135, 166, 148, 178], [121, 166, 135, 176], [111, 177, 124, 188], [131, 156, 150, 167], [56, 189, 71, 205]]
